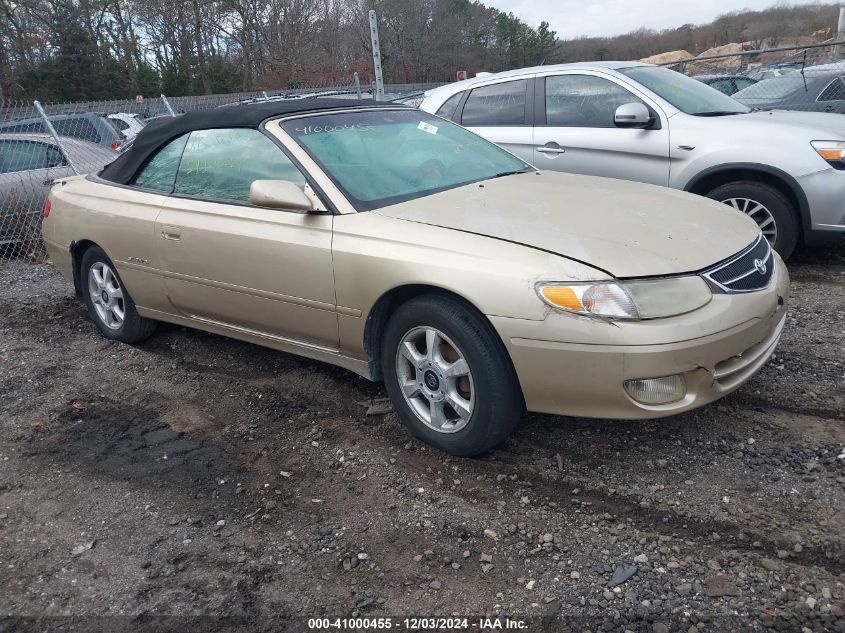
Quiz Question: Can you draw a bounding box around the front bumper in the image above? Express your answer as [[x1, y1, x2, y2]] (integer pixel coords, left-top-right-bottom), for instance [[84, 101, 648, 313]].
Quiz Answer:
[[490, 258, 790, 419]]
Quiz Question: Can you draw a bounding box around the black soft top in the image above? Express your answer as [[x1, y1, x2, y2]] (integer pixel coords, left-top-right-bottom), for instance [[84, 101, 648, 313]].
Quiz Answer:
[[99, 98, 400, 185]]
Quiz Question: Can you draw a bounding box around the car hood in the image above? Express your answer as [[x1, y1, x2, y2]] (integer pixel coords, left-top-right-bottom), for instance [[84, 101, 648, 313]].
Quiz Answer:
[[374, 171, 760, 278], [715, 109, 845, 136]]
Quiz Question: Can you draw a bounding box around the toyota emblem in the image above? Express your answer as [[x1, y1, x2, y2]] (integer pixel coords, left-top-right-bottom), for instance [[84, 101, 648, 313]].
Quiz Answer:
[[753, 258, 767, 275]]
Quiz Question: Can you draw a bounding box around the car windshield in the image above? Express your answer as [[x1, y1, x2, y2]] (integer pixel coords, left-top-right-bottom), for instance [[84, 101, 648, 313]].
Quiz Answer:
[[282, 109, 533, 211], [733, 75, 810, 100], [619, 66, 750, 115]]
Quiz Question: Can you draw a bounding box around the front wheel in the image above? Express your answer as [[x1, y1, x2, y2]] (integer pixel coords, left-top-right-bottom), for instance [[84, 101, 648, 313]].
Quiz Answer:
[[381, 295, 523, 456], [705, 181, 799, 258], [81, 246, 157, 343]]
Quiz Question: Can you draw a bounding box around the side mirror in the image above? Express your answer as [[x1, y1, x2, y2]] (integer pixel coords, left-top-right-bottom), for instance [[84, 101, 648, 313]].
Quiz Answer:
[[250, 179, 315, 211], [614, 102, 653, 129]]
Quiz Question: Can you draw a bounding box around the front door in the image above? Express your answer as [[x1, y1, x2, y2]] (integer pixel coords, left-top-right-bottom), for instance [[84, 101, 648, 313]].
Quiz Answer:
[[532, 73, 671, 186], [153, 128, 338, 349]]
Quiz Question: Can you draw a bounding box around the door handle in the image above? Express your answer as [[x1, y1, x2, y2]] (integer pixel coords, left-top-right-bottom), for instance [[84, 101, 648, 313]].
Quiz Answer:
[[161, 229, 181, 241], [536, 144, 566, 155]]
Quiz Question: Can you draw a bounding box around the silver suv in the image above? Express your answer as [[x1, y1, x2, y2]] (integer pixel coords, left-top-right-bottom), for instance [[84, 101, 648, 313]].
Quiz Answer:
[[420, 61, 845, 257]]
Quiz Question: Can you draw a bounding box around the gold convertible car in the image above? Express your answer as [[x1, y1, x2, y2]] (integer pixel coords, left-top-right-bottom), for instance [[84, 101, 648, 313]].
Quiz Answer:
[[43, 99, 789, 456]]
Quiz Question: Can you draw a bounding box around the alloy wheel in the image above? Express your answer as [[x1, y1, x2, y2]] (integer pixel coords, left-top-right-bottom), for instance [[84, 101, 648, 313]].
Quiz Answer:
[[88, 261, 125, 330], [395, 326, 475, 434], [721, 197, 777, 245]]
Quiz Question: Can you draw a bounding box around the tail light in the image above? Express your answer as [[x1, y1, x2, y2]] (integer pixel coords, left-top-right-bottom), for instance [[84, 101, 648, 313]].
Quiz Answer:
[[111, 142, 122, 150], [43, 198, 52, 218]]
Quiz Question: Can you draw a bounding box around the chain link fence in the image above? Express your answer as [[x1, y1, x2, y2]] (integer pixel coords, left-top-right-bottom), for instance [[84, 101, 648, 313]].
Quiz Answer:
[[3, 42, 844, 262], [0, 75, 442, 261], [657, 40, 845, 108]]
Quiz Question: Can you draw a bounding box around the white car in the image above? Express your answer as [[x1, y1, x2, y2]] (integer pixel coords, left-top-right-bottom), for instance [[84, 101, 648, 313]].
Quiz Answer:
[[420, 61, 845, 257], [107, 113, 146, 140]]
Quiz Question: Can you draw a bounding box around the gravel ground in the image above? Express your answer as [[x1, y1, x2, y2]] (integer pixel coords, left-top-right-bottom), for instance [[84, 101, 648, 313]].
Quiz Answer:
[[0, 244, 843, 632]]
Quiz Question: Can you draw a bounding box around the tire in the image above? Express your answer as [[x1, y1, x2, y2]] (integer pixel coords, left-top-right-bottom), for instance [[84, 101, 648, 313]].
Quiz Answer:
[[381, 294, 523, 456], [80, 246, 157, 343], [705, 181, 799, 258]]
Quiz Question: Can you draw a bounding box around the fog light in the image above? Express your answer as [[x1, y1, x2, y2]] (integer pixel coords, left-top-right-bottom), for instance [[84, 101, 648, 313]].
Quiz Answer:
[[624, 375, 686, 405]]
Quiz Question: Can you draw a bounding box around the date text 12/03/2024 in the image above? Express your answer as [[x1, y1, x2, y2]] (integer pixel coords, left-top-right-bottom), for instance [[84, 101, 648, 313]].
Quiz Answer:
[[307, 617, 528, 630]]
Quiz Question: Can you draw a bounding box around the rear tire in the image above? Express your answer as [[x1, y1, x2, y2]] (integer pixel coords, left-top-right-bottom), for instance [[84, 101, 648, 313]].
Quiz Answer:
[[381, 294, 523, 456], [81, 246, 157, 344], [705, 181, 799, 258]]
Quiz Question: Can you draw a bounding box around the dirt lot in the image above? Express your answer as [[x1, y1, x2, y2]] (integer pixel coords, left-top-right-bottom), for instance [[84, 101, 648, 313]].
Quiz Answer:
[[0, 245, 844, 632]]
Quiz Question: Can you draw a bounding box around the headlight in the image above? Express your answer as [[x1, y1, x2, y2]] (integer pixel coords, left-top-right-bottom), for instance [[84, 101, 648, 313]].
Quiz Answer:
[[537, 276, 711, 320], [811, 141, 845, 170]]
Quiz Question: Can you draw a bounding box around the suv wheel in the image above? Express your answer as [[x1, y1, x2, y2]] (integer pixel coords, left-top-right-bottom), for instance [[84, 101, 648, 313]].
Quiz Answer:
[[381, 295, 523, 456], [705, 181, 799, 258], [81, 246, 157, 343]]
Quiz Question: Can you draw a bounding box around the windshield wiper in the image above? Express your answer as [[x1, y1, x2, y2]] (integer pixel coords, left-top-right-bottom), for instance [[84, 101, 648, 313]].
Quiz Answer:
[[491, 169, 533, 178], [691, 111, 745, 117]]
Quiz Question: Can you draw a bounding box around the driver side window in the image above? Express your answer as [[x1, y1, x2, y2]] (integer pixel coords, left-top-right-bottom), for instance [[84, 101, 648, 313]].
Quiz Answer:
[[545, 75, 645, 128], [174, 128, 306, 204], [133, 133, 189, 192]]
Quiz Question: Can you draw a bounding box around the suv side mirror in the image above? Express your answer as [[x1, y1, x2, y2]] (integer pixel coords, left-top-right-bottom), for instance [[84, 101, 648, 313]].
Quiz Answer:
[[250, 179, 315, 211], [614, 102, 653, 129]]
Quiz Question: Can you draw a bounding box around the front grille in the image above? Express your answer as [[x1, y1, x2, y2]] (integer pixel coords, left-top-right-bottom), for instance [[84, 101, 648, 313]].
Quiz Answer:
[[703, 235, 774, 293]]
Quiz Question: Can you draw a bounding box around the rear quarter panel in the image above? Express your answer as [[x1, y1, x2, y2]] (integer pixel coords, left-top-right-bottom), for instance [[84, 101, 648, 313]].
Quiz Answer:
[[46, 176, 168, 311]]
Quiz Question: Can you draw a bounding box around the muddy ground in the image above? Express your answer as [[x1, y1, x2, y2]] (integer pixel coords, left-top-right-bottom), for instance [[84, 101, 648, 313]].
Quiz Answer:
[[0, 245, 843, 632]]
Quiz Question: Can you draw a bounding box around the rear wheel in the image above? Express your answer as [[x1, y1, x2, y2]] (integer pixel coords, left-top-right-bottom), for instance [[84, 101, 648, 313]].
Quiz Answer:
[[381, 294, 523, 456], [81, 246, 157, 343], [705, 181, 799, 258]]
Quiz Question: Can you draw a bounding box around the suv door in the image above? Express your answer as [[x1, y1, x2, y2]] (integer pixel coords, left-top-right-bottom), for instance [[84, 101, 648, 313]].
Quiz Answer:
[[154, 127, 338, 349], [456, 78, 534, 163], [533, 73, 671, 186]]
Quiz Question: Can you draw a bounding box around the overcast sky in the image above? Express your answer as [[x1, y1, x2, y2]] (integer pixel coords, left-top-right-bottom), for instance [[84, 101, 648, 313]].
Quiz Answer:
[[484, 0, 829, 40]]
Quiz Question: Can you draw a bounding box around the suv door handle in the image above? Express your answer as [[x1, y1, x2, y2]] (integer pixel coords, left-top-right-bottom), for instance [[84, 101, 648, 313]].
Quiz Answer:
[[536, 143, 566, 155], [161, 228, 181, 241]]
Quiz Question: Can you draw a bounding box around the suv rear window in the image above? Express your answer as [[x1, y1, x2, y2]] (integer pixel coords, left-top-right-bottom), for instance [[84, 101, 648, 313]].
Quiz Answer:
[[435, 92, 464, 120], [461, 80, 527, 126]]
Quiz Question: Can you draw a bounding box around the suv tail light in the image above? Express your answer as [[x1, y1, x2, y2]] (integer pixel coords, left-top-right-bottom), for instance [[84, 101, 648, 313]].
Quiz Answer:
[[111, 142, 122, 150], [43, 199, 52, 218]]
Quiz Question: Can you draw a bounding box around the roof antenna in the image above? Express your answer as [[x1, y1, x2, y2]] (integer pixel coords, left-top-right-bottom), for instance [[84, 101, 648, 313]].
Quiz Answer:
[[800, 50, 808, 92]]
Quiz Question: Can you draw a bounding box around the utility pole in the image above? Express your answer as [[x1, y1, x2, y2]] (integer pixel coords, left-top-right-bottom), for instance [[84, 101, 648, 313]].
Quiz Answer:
[[838, 4, 845, 60], [369, 10, 384, 101]]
